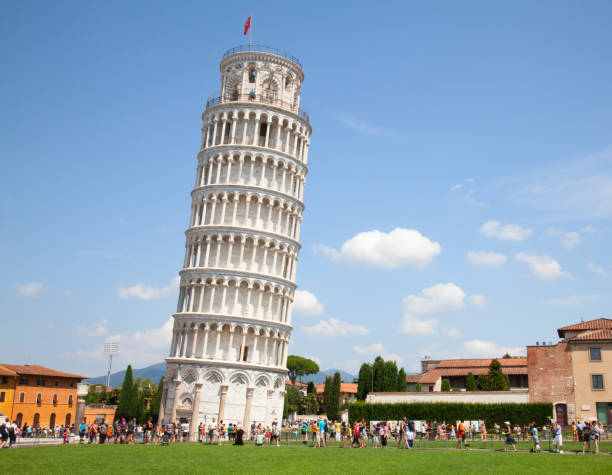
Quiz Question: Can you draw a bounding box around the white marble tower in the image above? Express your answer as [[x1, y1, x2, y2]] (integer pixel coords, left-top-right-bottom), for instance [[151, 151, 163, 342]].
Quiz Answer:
[[159, 45, 311, 439]]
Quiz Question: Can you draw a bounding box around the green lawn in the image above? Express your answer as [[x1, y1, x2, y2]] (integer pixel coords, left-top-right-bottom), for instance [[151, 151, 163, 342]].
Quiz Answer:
[[3, 443, 611, 474]]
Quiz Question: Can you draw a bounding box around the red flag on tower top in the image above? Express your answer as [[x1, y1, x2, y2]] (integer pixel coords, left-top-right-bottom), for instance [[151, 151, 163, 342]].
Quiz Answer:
[[244, 16, 251, 35]]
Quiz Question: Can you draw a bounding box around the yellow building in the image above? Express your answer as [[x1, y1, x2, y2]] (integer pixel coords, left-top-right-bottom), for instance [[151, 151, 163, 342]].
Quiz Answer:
[[0, 364, 85, 428], [0, 366, 16, 421]]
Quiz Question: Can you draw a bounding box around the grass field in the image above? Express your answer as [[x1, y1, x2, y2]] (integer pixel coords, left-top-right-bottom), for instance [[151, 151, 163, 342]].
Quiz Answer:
[[3, 442, 611, 474]]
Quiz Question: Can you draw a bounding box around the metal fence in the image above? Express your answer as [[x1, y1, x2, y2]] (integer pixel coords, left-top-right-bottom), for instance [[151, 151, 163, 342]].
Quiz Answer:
[[222, 45, 302, 68]]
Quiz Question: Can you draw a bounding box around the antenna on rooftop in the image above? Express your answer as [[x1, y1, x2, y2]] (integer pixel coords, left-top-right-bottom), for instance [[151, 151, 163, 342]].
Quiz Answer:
[[104, 341, 119, 388]]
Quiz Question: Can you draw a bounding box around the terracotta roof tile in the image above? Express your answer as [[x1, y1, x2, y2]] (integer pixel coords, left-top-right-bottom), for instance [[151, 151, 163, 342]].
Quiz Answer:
[[1, 364, 86, 379], [557, 317, 612, 337], [435, 358, 527, 368], [565, 328, 612, 342], [0, 365, 17, 377], [340, 383, 358, 393]]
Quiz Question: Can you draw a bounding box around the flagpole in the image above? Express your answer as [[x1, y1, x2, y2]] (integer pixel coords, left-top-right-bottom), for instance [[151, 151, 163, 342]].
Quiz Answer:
[[249, 10, 253, 50]]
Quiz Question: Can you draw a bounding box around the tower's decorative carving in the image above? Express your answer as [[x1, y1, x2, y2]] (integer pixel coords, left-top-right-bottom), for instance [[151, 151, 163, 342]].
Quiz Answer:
[[160, 45, 311, 437]]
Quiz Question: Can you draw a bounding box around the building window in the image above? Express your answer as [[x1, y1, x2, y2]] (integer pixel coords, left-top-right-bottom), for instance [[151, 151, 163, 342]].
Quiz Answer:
[[54, 380, 60, 387], [19, 392, 25, 403], [33, 413, 40, 427], [19, 378, 28, 385], [0, 392, 5, 402], [65, 413, 71, 426], [36, 379, 45, 387], [242, 346, 249, 362], [1, 376, 7, 384], [16, 413, 22, 426], [53, 394, 58, 406], [36, 393, 42, 405], [69, 381, 74, 388], [589, 347, 602, 361], [68, 394, 73, 407], [249, 67, 256, 83], [592, 374, 604, 390]]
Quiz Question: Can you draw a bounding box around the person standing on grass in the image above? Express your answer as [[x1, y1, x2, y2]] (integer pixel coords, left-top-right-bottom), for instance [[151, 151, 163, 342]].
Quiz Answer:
[[581, 421, 592, 454], [397, 418, 408, 449], [480, 421, 487, 443], [530, 422, 540, 452], [503, 422, 517, 452], [314, 417, 323, 448], [456, 420, 466, 449], [406, 419, 415, 449]]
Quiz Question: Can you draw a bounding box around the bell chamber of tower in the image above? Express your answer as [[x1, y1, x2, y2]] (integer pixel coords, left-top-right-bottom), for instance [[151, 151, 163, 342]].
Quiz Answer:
[[159, 45, 311, 438]]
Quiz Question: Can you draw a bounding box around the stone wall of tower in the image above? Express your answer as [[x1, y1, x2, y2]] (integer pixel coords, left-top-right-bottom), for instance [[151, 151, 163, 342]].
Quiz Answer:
[[161, 47, 310, 437]]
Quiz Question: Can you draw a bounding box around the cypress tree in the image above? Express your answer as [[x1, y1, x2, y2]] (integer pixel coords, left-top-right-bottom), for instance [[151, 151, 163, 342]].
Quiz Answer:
[[397, 368, 407, 391], [383, 360, 398, 392], [441, 378, 451, 392], [465, 372, 476, 391], [372, 356, 385, 392], [322, 376, 332, 417], [150, 377, 164, 423], [327, 371, 341, 421], [116, 365, 135, 419], [357, 363, 372, 400], [415, 383, 422, 392]]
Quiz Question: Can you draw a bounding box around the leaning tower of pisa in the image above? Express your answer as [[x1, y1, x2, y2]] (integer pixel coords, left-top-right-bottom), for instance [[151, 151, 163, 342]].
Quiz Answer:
[[159, 45, 311, 438]]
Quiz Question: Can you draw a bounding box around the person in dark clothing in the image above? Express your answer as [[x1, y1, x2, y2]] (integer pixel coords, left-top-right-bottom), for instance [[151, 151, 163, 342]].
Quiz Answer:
[[234, 425, 244, 446]]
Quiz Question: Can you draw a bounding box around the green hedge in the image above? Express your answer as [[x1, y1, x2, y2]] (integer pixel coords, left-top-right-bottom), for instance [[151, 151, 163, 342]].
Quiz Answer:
[[348, 402, 553, 427]]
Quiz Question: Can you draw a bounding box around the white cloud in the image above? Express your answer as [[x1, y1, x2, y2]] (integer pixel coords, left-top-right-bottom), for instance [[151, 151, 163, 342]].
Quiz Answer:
[[77, 320, 109, 337], [587, 262, 608, 277], [581, 225, 598, 233], [352, 343, 405, 366], [403, 283, 466, 316], [17, 282, 47, 297], [450, 184, 463, 192], [304, 355, 321, 365], [561, 231, 581, 250], [62, 318, 174, 368], [316, 228, 441, 269], [479, 221, 533, 241], [467, 251, 507, 267], [544, 294, 600, 307], [303, 318, 370, 337], [469, 294, 488, 309], [352, 343, 384, 355], [399, 315, 437, 335], [441, 326, 461, 338], [464, 189, 488, 207], [117, 277, 180, 300], [64, 289, 73, 297], [399, 283, 467, 335], [515, 252, 570, 280], [463, 339, 523, 357], [336, 113, 390, 136], [292, 290, 324, 316]]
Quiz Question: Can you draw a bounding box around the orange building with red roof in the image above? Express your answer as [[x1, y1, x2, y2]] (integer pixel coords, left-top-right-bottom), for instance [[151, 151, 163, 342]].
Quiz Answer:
[[0, 364, 85, 428]]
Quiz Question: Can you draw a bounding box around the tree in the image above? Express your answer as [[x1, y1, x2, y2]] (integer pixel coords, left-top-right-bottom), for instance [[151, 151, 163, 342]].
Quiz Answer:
[[372, 356, 385, 392], [477, 359, 510, 391], [150, 377, 164, 422], [397, 368, 407, 392], [306, 381, 316, 394], [286, 355, 320, 385], [502, 353, 512, 359], [441, 378, 451, 392], [286, 386, 303, 416], [322, 376, 332, 417], [357, 363, 372, 400], [325, 371, 341, 421], [116, 365, 137, 420], [383, 360, 398, 392], [415, 383, 422, 392], [465, 372, 476, 391]]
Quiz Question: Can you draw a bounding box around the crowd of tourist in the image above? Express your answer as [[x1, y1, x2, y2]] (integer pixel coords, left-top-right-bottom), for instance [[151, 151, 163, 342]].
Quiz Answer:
[[0, 415, 607, 454]]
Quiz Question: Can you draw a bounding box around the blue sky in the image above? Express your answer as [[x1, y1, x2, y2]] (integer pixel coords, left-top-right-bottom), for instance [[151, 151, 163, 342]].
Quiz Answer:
[[2, 0, 611, 377]]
